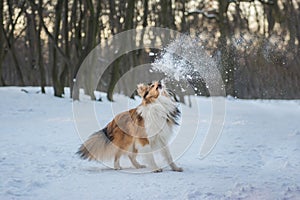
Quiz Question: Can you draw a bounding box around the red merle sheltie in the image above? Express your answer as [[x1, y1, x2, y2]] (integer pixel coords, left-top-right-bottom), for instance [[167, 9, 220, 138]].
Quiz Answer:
[[77, 81, 183, 172]]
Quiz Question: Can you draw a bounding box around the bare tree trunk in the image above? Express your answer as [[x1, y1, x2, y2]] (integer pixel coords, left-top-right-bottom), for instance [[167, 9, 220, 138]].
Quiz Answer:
[[72, 0, 98, 101], [84, 0, 96, 100], [218, 0, 236, 97], [25, 8, 36, 85], [124, 0, 135, 30], [1, 0, 27, 86], [161, 0, 175, 28], [60, 0, 69, 93], [51, 0, 64, 97], [95, 0, 101, 44], [142, 0, 148, 28], [69, 0, 78, 98], [30, 0, 69, 96], [8, 43, 25, 85], [0, 0, 4, 86], [138, 0, 148, 47], [71, 0, 85, 101], [107, 0, 121, 101], [37, 0, 46, 93], [107, 61, 120, 102], [180, 0, 187, 31], [108, 0, 116, 35], [6, 0, 25, 85]]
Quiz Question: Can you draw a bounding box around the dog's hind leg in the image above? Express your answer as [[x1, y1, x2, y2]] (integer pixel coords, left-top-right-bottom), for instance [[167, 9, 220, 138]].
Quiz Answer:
[[114, 151, 122, 170], [128, 154, 146, 169], [128, 146, 146, 169]]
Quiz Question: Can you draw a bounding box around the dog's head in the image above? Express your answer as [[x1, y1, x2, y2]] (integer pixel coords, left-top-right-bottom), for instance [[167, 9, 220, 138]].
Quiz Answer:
[[137, 81, 181, 124], [137, 81, 165, 104]]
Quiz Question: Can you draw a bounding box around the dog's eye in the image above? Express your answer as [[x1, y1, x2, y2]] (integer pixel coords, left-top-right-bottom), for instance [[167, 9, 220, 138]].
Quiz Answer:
[[151, 85, 154, 88]]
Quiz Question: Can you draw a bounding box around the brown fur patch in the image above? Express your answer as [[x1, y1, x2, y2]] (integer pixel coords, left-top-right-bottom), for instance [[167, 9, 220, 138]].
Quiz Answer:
[[104, 108, 148, 151], [77, 108, 150, 161], [138, 138, 149, 146]]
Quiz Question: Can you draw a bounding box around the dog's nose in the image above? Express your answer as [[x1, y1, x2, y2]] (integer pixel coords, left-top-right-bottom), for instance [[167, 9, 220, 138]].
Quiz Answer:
[[158, 83, 162, 89]]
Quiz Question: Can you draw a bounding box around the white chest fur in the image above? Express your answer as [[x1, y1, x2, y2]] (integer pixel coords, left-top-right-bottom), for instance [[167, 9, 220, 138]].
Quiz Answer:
[[137, 96, 178, 147]]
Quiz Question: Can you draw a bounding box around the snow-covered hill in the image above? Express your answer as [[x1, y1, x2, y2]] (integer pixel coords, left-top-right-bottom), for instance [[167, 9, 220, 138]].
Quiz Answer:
[[0, 87, 299, 199]]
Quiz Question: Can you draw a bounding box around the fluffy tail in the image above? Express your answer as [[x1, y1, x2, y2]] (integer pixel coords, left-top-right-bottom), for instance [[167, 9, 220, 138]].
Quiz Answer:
[[77, 128, 117, 161]]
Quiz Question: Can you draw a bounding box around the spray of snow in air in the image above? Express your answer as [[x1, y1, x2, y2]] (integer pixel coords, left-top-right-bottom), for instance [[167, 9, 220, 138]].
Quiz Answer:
[[151, 35, 226, 158], [152, 35, 224, 96]]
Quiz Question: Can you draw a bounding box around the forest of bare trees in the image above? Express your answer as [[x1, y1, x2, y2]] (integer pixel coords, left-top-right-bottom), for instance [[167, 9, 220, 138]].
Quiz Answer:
[[0, 0, 299, 100]]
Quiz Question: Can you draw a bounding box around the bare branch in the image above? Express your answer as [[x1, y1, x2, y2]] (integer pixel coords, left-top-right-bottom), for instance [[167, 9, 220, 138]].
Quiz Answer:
[[9, 1, 26, 40], [14, 25, 27, 41], [11, 1, 26, 31], [228, 0, 274, 5], [257, 0, 274, 5], [187, 9, 219, 20], [28, 0, 71, 66]]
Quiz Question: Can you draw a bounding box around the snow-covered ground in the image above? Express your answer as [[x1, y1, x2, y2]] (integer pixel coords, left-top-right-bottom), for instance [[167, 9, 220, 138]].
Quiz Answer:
[[0, 87, 300, 200]]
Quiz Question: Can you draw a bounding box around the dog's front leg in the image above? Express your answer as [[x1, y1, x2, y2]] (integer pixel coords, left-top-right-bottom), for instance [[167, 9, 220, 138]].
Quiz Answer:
[[154, 137, 183, 172], [147, 152, 162, 172], [161, 146, 183, 172], [143, 144, 162, 172]]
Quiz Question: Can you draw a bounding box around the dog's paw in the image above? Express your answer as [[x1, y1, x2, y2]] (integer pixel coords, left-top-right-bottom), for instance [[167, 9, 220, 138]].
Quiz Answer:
[[153, 168, 163, 173], [114, 166, 122, 170], [137, 164, 147, 169], [172, 167, 183, 172]]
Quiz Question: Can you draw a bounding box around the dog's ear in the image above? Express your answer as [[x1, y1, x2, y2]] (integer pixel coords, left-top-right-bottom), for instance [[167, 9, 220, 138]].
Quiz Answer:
[[137, 83, 148, 97]]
